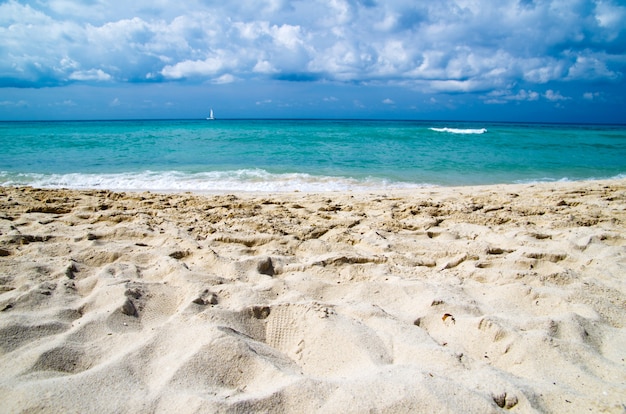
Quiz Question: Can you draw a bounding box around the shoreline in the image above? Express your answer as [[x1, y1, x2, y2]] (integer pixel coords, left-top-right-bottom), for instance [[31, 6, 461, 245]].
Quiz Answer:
[[4, 174, 626, 196], [3, 172, 626, 196], [1, 179, 625, 412]]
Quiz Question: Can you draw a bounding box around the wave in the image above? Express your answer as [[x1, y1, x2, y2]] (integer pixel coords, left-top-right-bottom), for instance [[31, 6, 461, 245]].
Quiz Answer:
[[513, 172, 626, 185], [430, 127, 487, 134], [0, 170, 426, 193]]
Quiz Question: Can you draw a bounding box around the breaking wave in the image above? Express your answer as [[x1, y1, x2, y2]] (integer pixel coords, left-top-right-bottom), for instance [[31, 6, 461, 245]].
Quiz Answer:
[[0, 169, 426, 193], [430, 127, 487, 134]]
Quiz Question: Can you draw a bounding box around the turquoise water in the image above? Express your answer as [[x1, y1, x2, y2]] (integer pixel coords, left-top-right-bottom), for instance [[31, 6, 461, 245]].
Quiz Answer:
[[1, 119, 625, 192]]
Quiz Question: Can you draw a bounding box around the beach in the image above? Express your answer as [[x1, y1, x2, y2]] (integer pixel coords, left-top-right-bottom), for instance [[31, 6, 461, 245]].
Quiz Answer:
[[0, 179, 625, 413]]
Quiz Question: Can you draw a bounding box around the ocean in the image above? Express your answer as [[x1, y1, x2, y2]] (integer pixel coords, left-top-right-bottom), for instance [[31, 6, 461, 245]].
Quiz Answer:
[[1, 119, 625, 192]]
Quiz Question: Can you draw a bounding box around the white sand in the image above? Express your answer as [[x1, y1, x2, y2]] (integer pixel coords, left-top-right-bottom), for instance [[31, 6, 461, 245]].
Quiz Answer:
[[0, 180, 625, 413]]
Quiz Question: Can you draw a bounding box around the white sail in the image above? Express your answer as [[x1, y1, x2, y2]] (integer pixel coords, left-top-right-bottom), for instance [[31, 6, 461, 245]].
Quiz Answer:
[[207, 109, 215, 120]]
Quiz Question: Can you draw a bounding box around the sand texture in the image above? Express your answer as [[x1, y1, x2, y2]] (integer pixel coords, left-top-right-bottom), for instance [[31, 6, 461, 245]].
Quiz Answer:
[[0, 180, 625, 413]]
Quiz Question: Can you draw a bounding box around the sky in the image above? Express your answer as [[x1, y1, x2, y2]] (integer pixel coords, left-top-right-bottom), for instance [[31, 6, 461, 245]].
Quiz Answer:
[[1, 0, 625, 123]]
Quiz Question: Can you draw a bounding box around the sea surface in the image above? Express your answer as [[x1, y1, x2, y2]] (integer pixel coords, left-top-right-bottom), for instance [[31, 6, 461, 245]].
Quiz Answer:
[[1, 119, 625, 192]]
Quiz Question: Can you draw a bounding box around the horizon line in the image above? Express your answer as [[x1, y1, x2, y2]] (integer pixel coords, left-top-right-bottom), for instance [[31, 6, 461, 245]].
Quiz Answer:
[[1, 118, 626, 127]]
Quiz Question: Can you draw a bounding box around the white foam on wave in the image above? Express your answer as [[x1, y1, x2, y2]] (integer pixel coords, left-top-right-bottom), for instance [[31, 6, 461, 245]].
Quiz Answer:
[[430, 127, 487, 134], [0, 169, 426, 193], [513, 172, 626, 185]]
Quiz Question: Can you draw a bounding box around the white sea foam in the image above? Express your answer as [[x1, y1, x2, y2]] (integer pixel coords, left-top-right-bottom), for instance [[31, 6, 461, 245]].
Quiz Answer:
[[513, 173, 626, 185], [0, 170, 426, 193], [430, 127, 487, 134]]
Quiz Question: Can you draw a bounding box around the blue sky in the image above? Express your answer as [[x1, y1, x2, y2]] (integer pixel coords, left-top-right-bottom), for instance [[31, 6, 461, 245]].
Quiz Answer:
[[1, 0, 625, 122]]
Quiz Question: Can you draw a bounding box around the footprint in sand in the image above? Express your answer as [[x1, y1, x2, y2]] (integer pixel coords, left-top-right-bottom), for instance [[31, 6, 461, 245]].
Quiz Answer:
[[261, 303, 390, 378]]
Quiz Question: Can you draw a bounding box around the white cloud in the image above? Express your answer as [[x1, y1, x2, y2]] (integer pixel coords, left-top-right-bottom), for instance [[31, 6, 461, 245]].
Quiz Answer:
[[484, 88, 574, 104], [382, 98, 394, 104], [428, 79, 488, 93], [211, 74, 236, 84], [253, 60, 277, 74], [161, 57, 227, 79], [544, 90, 570, 101], [271, 24, 304, 50], [595, 0, 626, 40], [69, 69, 112, 81], [583, 91, 601, 100], [483, 89, 540, 104], [0, 99, 28, 107], [566, 54, 619, 81], [0, 0, 624, 94]]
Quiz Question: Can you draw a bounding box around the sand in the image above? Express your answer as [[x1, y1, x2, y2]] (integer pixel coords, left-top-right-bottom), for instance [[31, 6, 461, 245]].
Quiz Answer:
[[0, 179, 625, 413]]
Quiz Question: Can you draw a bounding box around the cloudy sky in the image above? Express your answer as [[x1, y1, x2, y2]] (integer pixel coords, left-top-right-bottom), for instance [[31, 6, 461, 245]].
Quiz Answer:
[[1, 0, 625, 122]]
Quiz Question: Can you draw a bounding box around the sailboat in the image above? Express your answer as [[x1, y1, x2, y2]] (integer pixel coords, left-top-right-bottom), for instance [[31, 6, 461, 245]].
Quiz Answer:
[[206, 109, 215, 120]]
